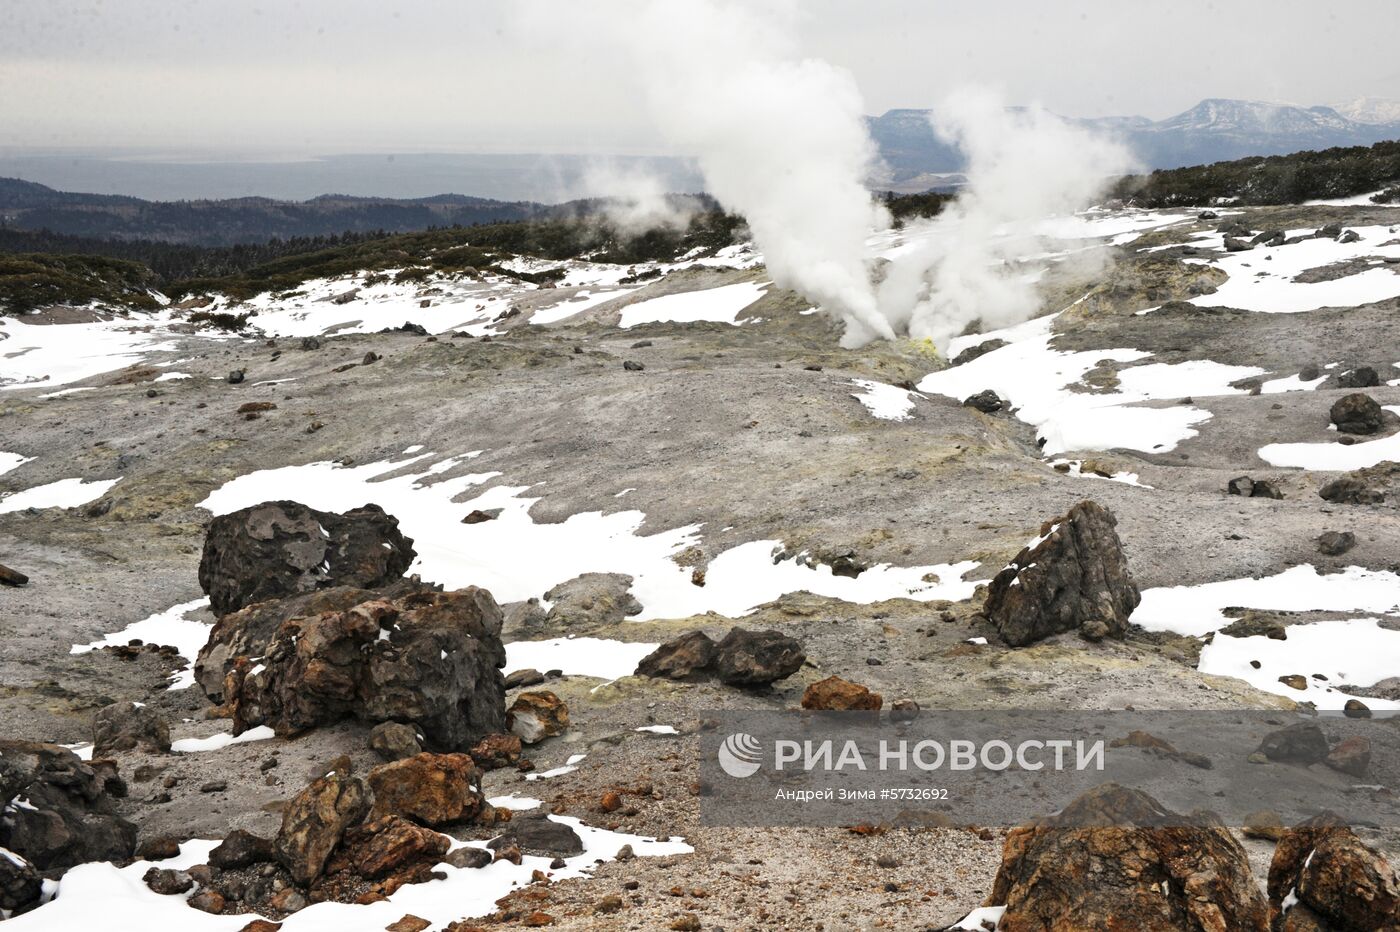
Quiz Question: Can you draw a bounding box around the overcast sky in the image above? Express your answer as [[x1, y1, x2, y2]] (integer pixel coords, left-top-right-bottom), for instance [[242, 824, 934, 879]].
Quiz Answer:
[[3, 0, 1399, 153]]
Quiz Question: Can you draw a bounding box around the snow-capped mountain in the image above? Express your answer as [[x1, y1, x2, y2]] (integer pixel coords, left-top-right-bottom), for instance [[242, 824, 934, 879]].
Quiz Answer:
[[869, 98, 1400, 187]]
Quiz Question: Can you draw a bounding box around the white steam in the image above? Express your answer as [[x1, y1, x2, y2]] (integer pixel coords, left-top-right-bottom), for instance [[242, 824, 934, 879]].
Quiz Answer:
[[877, 90, 1137, 349], [578, 161, 700, 235], [617, 0, 894, 344]]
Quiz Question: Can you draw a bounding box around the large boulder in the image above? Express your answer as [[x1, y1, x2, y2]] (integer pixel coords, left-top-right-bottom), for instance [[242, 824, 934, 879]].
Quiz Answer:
[[0, 741, 136, 872], [711, 628, 806, 686], [321, 815, 449, 882], [541, 573, 642, 631], [195, 578, 431, 703], [486, 813, 584, 859], [367, 753, 485, 826], [1330, 393, 1385, 435], [1268, 813, 1399, 931], [635, 631, 716, 680], [92, 701, 170, 756], [198, 501, 416, 616], [0, 848, 41, 915], [800, 675, 883, 711], [987, 784, 1271, 932], [507, 691, 569, 745], [274, 767, 371, 886], [224, 587, 507, 750], [984, 501, 1140, 647]]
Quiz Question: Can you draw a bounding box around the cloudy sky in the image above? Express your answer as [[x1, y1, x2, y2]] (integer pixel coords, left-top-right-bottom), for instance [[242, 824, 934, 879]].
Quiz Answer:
[[3, 0, 1398, 153]]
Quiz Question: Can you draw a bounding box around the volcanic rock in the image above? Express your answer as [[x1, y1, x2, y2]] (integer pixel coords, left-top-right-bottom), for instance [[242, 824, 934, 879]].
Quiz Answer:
[[507, 691, 569, 744], [487, 813, 584, 859], [983, 501, 1140, 647], [1324, 736, 1371, 777], [92, 700, 171, 756], [468, 733, 522, 771], [198, 500, 416, 616], [224, 586, 507, 751], [711, 628, 806, 686], [1268, 813, 1399, 931], [322, 815, 449, 881], [1330, 393, 1384, 435], [274, 768, 371, 885], [0, 563, 28, 587], [369, 722, 423, 762], [636, 631, 717, 680], [209, 829, 277, 870], [962, 390, 1004, 414], [1336, 365, 1380, 388], [367, 753, 485, 826], [800, 675, 883, 711], [0, 848, 41, 914], [0, 741, 136, 871], [1257, 723, 1328, 764], [503, 668, 545, 690], [1315, 530, 1357, 555], [143, 866, 194, 895], [542, 573, 642, 630], [987, 784, 1270, 932]]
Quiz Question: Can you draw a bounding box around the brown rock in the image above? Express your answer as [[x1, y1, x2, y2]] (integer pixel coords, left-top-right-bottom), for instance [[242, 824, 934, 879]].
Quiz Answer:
[[93, 701, 171, 756], [136, 835, 182, 861], [711, 628, 806, 686], [670, 915, 701, 931], [238, 921, 283, 932], [983, 501, 1140, 647], [989, 784, 1270, 932], [524, 913, 554, 927], [142, 867, 193, 895], [508, 691, 569, 744], [1268, 813, 1399, 931], [800, 675, 883, 711], [189, 890, 227, 914], [600, 791, 623, 813], [1324, 736, 1371, 777], [468, 733, 522, 770], [274, 769, 371, 885], [1242, 810, 1284, 842], [1344, 698, 1372, 718], [0, 563, 29, 587], [209, 829, 277, 869], [635, 631, 716, 679], [386, 917, 431, 932], [324, 816, 449, 881], [1278, 674, 1308, 691], [368, 753, 484, 826], [595, 895, 623, 913]]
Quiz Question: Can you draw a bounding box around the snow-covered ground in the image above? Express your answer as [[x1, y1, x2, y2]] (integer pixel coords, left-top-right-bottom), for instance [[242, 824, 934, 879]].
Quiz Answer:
[[1259, 405, 1400, 470], [0, 476, 121, 516], [617, 280, 767, 328]]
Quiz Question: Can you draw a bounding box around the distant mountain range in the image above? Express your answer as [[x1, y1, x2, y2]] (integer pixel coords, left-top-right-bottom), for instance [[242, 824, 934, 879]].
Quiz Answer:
[[869, 97, 1400, 190], [0, 177, 542, 246]]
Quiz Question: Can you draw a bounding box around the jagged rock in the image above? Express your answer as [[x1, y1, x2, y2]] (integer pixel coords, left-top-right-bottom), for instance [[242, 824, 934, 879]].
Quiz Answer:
[[0, 847, 41, 914], [1268, 813, 1399, 931], [92, 701, 170, 756], [468, 733, 521, 771], [195, 578, 432, 702], [369, 722, 423, 762], [0, 563, 28, 587], [367, 753, 485, 826], [984, 501, 1140, 647], [143, 866, 194, 895], [1223, 235, 1254, 252], [1339, 229, 1361, 244], [1324, 736, 1370, 777], [711, 628, 806, 686], [486, 813, 584, 859], [198, 500, 416, 616], [274, 768, 371, 885], [1257, 723, 1328, 763], [507, 691, 569, 744], [209, 829, 277, 869], [542, 573, 641, 630], [1331, 393, 1385, 435], [1316, 530, 1357, 556], [0, 741, 136, 871], [1319, 474, 1388, 505], [1336, 366, 1380, 388], [988, 784, 1270, 932], [446, 846, 493, 869], [636, 631, 716, 680], [962, 390, 1004, 414], [322, 816, 449, 881], [224, 587, 506, 751], [800, 675, 883, 711]]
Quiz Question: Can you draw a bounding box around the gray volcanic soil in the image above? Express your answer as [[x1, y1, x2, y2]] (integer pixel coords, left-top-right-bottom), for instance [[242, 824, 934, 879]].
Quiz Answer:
[[2, 203, 1400, 929]]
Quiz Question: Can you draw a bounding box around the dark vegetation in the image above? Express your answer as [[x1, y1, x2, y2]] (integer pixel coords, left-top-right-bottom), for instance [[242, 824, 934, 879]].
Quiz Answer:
[[0, 177, 541, 246], [882, 190, 953, 224], [0, 208, 746, 310], [1114, 139, 1400, 207]]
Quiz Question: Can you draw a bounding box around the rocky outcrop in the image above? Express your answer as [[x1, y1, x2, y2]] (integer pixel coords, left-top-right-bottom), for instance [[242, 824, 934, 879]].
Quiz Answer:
[[274, 767, 371, 885], [367, 753, 485, 826], [198, 501, 416, 616], [0, 848, 41, 915], [0, 741, 136, 872], [507, 691, 569, 745], [635, 631, 716, 679], [800, 675, 883, 711], [983, 501, 1141, 647], [1330, 393, 1384, 435], [1268, 813, 1399, 931], [541, 573, 642, 631], [1318, 461, 1398, 506], [711, 628, 806, 686], [321, 816, 449, 882], [223, 586, 506, 751], [635, 627, 805, 686], [987, 784, 1270, 932], [92, 701, 170, 756]]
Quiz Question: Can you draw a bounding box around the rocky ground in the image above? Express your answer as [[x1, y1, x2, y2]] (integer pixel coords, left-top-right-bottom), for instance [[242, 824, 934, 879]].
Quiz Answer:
[[2, 202, 1399, 929]]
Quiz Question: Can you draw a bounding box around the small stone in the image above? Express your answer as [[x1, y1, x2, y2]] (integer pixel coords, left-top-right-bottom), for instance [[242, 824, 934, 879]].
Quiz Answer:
[[369, 722, 423, 762], [503, 668, 546, 690], [136, 836, 182, 861], [523, 913, 554, 928], [143, 867, 193, 895], [670, 915, 701, 931], [600, 791, 623, 813], [595, 895, 624, 913], [300, 337, 321, 351], [1277, 674, 1308, 691], [1325, 736, 1371, 777], [385, 916, 431, 932], [189, 890, 227, 914], [889, 699, 920, 724], [962, 390, 1004, 414], [800, 675, 883, 711], [1242, 810, 1283, 841], [227, 370, 245, 384], [0, 563, 28, 587], [876, 854, 900, 868], [1316, 531, 1357, 556], [1343, 699, 1372, 719], [200, 780, 228, 793], [615, 844, 634, 861], [622, 360, 645, 371]]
